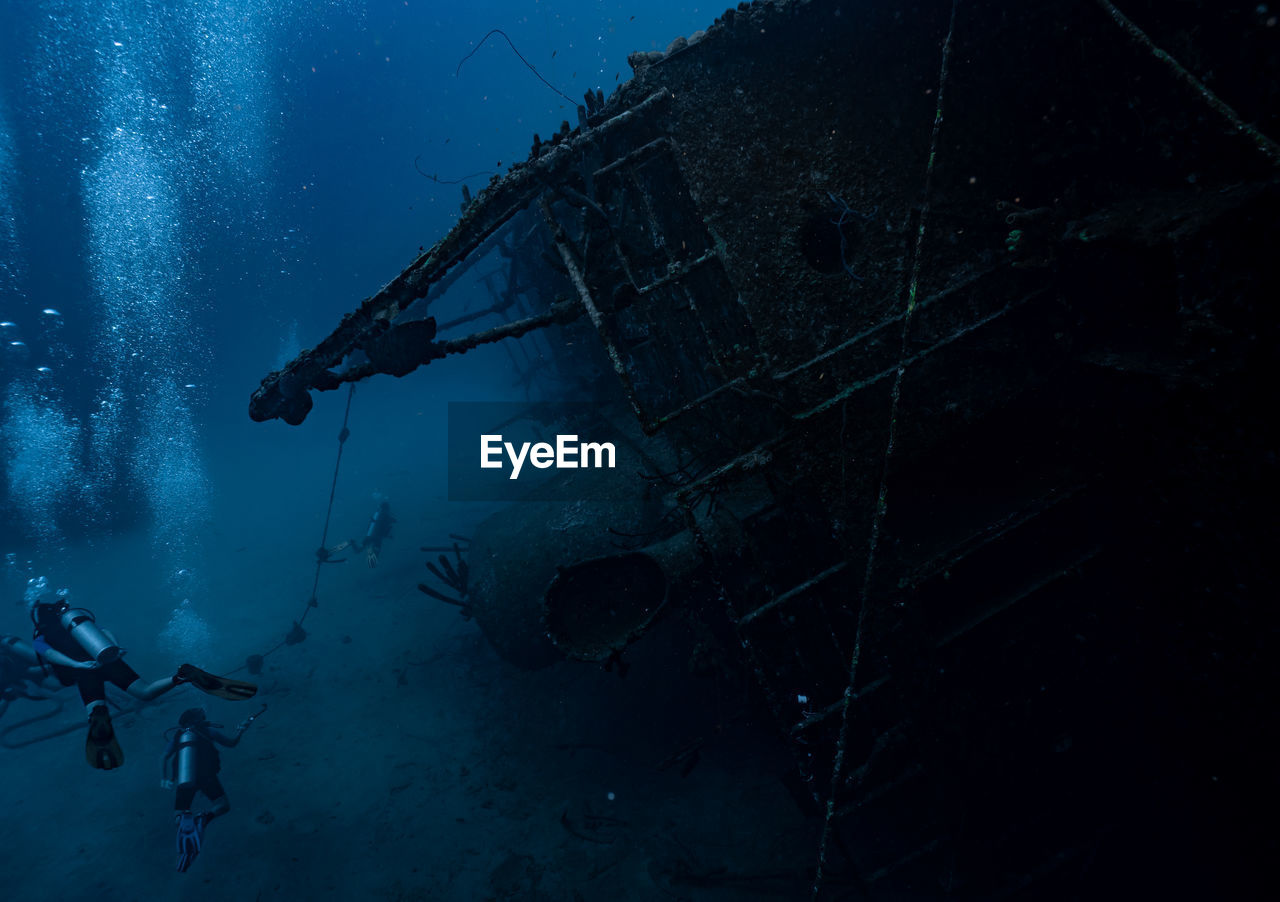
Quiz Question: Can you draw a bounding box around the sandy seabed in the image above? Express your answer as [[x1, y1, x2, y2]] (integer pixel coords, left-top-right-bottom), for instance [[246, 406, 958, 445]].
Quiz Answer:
[[1, 488, 814, 901]]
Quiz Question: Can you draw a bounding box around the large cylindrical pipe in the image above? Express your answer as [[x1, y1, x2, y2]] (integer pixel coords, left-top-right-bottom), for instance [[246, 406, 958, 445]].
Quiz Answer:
[[543, 512, 740, 663]]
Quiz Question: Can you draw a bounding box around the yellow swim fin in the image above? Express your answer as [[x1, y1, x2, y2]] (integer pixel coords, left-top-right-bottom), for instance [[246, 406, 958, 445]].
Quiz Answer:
[[85, 705, 124, 770]]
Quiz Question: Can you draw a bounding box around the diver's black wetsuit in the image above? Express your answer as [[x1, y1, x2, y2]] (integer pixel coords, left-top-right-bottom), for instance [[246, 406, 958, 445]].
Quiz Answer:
[[31, 603, 141, 706], [353, 501, 395, 553]]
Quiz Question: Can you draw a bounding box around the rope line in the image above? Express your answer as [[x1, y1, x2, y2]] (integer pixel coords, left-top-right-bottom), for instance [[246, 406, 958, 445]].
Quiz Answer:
[[307, 382, 357, 623], [224, 383, 356, 677], [0, 687, 185, 750], [456, 28, 578, 109]]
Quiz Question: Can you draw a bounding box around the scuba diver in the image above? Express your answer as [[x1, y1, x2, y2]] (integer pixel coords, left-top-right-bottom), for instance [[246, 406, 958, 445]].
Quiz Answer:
[[25, 576, 259, 770], [161, 704, 264, 872], [0, 634, 60, 720], [321, 498, 395, 567]]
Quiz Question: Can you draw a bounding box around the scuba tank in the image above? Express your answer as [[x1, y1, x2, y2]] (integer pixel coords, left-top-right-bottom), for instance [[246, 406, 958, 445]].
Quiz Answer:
[[175, 728, 201, 790], [365, 501, 392, 543], [58, 606, 123, 665]]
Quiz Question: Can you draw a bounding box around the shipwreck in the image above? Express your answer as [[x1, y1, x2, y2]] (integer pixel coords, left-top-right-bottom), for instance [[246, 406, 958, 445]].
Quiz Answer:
[[252, 0, 1277, 896]]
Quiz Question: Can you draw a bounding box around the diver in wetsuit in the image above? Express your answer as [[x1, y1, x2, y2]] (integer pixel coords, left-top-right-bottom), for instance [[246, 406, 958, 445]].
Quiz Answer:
[[26, 576, 258, 770], [161, 705, 261, 872], [323, 499, 395, 567]]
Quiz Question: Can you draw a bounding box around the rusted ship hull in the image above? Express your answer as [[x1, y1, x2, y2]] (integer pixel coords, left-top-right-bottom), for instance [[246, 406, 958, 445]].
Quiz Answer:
[[253, 1, 1278, 896]]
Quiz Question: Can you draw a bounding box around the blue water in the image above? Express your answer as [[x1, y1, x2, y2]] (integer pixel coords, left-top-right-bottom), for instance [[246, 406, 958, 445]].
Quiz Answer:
[[1, 0, 708, 555], [0, 3, 812, 898], [0, 0, 710, 599]]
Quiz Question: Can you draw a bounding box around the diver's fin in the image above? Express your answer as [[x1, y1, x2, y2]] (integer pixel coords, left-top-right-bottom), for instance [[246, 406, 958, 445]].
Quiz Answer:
[[85, 705, 124, 770], [175, 810, 207, 873], [176, 664, 258, 701]]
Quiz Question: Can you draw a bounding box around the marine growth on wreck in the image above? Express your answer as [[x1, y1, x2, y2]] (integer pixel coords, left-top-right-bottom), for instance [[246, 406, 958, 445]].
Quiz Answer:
[[250, 0, 1279, 896], [0, 0, 1271, 898]]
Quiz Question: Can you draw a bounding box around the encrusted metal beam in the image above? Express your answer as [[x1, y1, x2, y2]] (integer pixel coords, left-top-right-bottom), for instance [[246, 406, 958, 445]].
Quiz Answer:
[[740, 561, 848, 626], [249, 89, 672, 424], [538, 195, 649, 426]]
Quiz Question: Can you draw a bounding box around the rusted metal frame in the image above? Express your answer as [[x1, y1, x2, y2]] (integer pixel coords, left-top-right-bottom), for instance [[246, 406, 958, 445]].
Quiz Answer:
[[598, 176, 643, 291], [737, 558, 853, 694], [252, 90, 672, 419], [501, 341, 530, 397], [496, 214, 556, 347], [834, 763, 926, 819], [773, 264, 1002, 383], [1093, 0, 1280, 167], [437, 299, 516, 333], [436, 298, 582, 356], [455, 266, 540, 391], [581, 151, 706, 424], [535, 173, 607, 303], [373, 86, 668, 333], [676, 491, 799, 773], [904, 483, 1088, 590], [681, 478, 860, 806], [423, 210, 538, 314], [644, 376, 746, 433], [477, 266, 509, 299], [815, 5, 961, 894], [263, 189, 538, 388], [737, 552, 855, 721], [636, 136, 756, 376], [796, 288, 1047, 421], [866, 838, 944, 885], [635, 248, 755, 397], [675, 433, 788, 506], [638, 363, 785, 434], [322, 299, 581, 386], [537, 174, 612, 228], [677, 277, 734, 377], [500, 251, 557, 375], [934, 546, 1101, 649], [629, 154, 676, 271], [656, 276, 1039, 446], [740, 561, 848, 626], [594, 135, 674, 178], [419, 228, 512, 311], [598, 139, 690, 293], [791, 675, 890, 737], [666, 485, 827, 797], [634, 250, 717, 295], [538, 195, 650, 426]]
